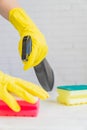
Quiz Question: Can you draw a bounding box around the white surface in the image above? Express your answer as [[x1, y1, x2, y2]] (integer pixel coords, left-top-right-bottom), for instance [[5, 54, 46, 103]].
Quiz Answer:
[[0, 91, 87, 130]]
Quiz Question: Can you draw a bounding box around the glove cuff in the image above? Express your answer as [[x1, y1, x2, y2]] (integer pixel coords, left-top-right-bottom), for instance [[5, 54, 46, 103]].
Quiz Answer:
[[9, 8, 35, 36]]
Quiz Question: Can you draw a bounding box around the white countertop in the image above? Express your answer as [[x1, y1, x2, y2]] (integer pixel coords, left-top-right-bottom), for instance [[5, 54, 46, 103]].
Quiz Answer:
[[0, 91, 87, 130]]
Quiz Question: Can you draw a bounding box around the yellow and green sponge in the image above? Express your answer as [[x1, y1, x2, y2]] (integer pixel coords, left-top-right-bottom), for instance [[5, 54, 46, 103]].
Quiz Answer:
[[57, 85, 87, 105]]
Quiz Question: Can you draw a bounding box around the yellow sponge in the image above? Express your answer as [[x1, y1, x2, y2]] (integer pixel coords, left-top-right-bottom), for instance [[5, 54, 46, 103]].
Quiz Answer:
[[57, 85, 87, 105]]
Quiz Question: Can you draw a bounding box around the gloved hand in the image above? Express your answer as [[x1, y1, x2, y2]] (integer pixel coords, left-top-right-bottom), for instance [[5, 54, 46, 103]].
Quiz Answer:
[[0, 71, 49, 112], [9, 8, 48, 70]]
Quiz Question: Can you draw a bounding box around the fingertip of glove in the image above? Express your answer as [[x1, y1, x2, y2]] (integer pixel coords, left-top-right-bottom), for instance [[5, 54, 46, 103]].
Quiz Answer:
[[23, 64, 31, 71], [12, 105, 21, 112], [27, 98, 37, 104], [23, 66, 28, 71], [44, 94, 50, 99], [47, 93, 50, 98], [41, 93, 50, 100]]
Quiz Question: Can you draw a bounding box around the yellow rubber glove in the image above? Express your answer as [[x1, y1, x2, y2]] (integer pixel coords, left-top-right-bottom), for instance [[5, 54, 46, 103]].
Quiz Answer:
[[9, 8, 48, 70], [0, 71, 49, 112]]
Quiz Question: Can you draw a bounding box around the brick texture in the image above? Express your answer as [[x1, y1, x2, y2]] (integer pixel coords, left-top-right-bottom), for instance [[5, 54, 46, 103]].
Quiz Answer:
[[0, 0, 87, 87]]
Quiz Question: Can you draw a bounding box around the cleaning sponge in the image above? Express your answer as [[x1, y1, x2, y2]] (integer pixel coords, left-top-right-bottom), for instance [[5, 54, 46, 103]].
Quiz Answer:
[[0, 99, 39, 117], [57, 85, 87, 105]]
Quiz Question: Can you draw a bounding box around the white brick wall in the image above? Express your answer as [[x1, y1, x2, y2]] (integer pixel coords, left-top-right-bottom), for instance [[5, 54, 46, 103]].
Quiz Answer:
[[0, 0, 87, 87]]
